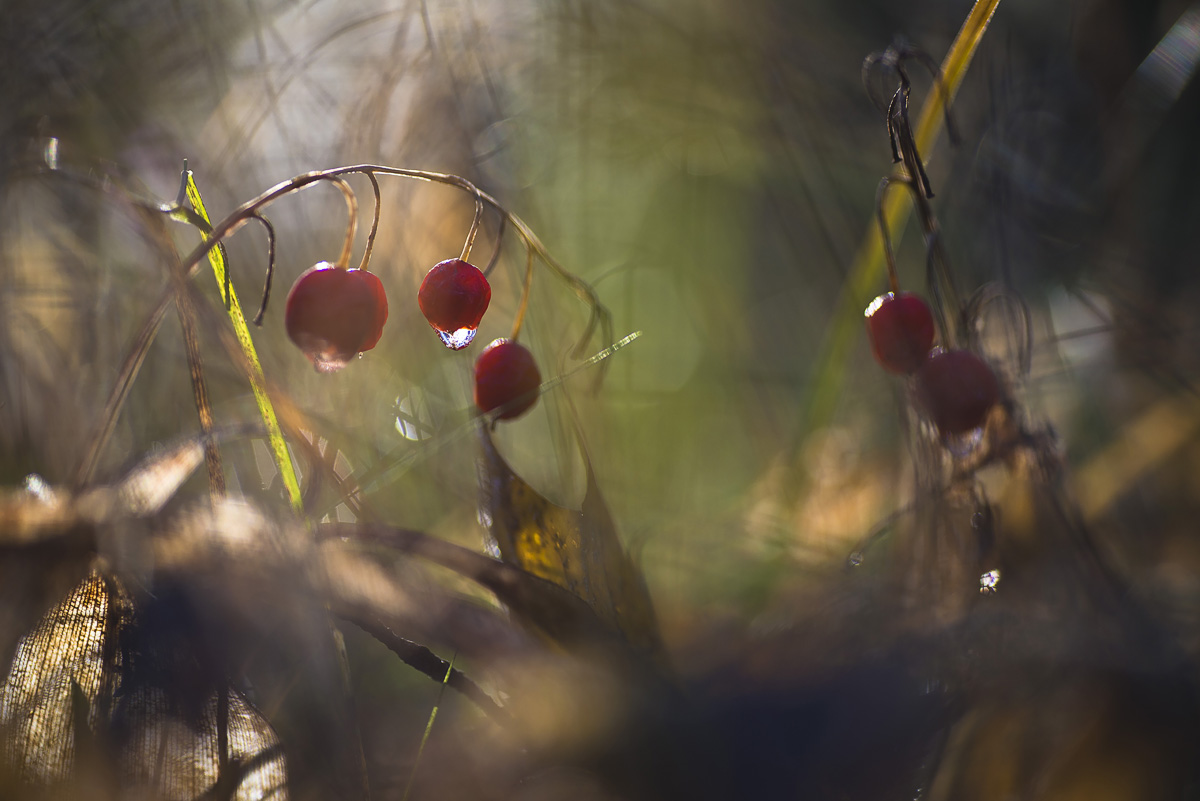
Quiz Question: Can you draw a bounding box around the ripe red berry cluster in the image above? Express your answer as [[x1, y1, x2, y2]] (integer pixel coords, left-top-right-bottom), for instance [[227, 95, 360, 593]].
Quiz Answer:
[[865, 291, 999, 436], [415, 258, 541, 421], [284, 251, 542, 421]]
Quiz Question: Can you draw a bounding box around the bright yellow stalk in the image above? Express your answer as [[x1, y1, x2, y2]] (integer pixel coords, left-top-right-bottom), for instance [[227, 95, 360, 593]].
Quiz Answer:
[[185, 174, 304, 513]]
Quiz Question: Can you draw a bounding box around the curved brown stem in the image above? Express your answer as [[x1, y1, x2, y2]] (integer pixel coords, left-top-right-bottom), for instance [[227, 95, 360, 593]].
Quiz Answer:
[[861, 52, 894, 114], [250, 213, 277, 326], [864, 40, 960, 151], [901, 45, 960, 145], [327, 176, 358, 270], [875, 175, 960, 346], [162, 165, 610, 374], [875, 176, 915, 294], [924, 230, 961, 349], [357, 172, 382, 273], [509, 243, 535, 342], [482, 214, 505, 278], [460, 190, 484, 263], [885, 91, 903, 164], [892, 86, 935, 199]]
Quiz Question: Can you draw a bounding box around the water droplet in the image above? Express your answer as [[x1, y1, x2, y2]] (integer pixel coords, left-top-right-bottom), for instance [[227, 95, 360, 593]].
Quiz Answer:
[[306, 347, 351, 373], [437, 327, 477, 350], [395, 390, 435, 441], [312, 357, 349, 373], [943, 426, 984, 458], [483, 534, 501, 558], [43, 138, 59, 170], [848, 551, 864, 567], [979, 568, 1001, 595], [24, 474, 54, 503]]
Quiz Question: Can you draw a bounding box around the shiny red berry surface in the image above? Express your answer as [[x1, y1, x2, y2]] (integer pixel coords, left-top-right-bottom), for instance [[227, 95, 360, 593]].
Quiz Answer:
[[914, 348, 1000, 435], [355, 269, 389, 352], [474, 339, 541, 420], [285, 263, 389, 373], [864, 292, 936, 374], [418, 258, 491, 349]]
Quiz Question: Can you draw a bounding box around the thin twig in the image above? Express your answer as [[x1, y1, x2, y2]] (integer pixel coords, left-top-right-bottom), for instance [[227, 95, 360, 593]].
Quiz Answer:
[[482, 214, 506, 278], [358, 172, 382, 272], [346, 613, 510, 726], [250, 213, 278, 326], [509, 243, 534, 342]]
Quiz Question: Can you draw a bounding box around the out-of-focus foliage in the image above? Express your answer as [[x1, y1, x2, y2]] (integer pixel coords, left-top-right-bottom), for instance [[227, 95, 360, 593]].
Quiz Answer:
[[2, 0, 1200, 798]]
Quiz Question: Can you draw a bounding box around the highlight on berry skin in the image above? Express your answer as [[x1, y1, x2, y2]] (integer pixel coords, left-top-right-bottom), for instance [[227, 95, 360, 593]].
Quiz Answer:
[[864, 291, 936, 374], [284, 262, 389, 373], [474, 338, 541, 421], [418, 258, 492, 350]]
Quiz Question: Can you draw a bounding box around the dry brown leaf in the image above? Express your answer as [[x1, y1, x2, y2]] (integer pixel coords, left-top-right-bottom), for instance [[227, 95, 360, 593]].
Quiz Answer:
[[477, 426, 663, 660]]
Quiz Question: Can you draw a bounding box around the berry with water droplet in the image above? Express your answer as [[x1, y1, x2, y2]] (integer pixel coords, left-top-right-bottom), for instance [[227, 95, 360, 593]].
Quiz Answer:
[[418, 258, 491, 350], [865, 291, 936, 374], [914, 348, 1000, 436], [285, 263, 388, 373], [474, 339, 541, 420]]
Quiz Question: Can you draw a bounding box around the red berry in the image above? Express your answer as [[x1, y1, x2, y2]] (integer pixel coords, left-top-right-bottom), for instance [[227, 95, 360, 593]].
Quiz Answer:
[[418, 258, 491, 349], [865, 291, 936, 374], [356, 269, 389, 352], [914, 349, 1001, 435], [285, 263, 389, 373], [474, 339, 541, 420]]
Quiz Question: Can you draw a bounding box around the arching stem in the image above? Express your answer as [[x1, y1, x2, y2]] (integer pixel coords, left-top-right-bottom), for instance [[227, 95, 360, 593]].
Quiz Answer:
[[864, 39, 961, 164], [460, 190, 484, 263], [482, 214, 506, 278], [357, 172, 382, 273], [924, 230, 959, 348], [875, 176, 911, 294], [250, 213, 277, 326], [327, 176, 358, 270], [509, 243, 534, 342], [166, 165, 610, 370], [892, 85, 935, 199]]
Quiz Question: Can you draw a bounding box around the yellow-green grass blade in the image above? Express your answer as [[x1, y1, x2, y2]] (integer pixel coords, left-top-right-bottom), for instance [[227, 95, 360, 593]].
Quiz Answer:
[[185, 174, 303, 513]]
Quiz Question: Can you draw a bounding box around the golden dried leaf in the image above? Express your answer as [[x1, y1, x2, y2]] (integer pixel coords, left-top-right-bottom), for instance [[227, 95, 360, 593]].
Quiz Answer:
[[477, 427, 662, 658]]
